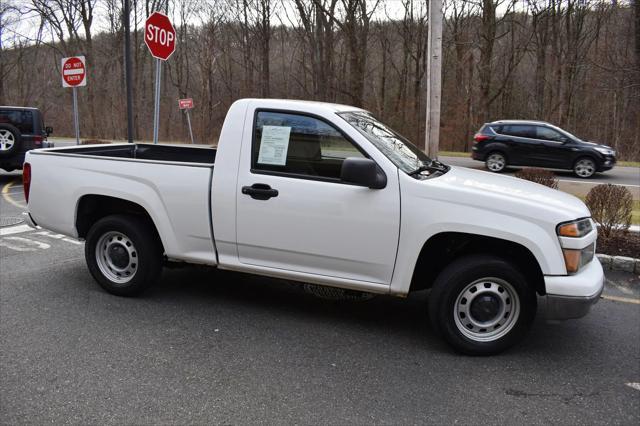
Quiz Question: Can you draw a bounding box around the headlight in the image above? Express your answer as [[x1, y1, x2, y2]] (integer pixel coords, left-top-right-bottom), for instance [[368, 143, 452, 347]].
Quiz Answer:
[[557, 219, 595, 274], [594, 147, 614, 156], [562, 243, 595, 274], [557, 218, 593, 237]]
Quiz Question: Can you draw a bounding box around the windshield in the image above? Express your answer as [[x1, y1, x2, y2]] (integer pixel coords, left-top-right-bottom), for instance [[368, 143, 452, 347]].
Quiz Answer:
[[338, 111, 431, 174]]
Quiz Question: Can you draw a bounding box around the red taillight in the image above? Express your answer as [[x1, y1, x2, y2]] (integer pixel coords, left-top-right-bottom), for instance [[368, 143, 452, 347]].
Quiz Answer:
[[474, 134, 491, 142], [23, 162, 31, 204], [33, 135, 43, 146]]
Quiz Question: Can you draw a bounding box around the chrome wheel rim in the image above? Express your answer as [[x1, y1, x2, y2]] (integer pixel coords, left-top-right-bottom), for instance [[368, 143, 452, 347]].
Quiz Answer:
[[0, 129, 15, 151], [575, 159, 595, 177], [454, 277, 520, 342], [486, 153, 506, 172], [95, 231, 138, 284]]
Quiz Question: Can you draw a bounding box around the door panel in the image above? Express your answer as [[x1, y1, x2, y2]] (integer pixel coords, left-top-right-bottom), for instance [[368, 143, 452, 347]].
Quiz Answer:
[[235, 109, 400, 285], [236, 175, 400, 283]]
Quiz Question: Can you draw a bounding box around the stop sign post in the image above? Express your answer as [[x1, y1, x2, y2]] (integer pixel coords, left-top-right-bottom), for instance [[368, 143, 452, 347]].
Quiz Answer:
[[61, 56, 87, 145], [145, 11, 176, 145]]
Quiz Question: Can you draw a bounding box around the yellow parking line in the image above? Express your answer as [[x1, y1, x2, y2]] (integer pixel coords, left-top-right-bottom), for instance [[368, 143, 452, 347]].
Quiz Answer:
[[1, 180, 26, 209], [602, 294, 640, 305]]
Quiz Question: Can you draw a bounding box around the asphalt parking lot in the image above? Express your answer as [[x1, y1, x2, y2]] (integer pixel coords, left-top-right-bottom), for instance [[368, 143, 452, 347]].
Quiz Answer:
[[1, 171, 639, 424]]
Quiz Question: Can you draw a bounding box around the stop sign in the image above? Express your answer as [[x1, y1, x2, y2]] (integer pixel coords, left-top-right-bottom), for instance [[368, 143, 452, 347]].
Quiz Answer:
[[61, 56, 87, 87], [144, 12, 176, 61]]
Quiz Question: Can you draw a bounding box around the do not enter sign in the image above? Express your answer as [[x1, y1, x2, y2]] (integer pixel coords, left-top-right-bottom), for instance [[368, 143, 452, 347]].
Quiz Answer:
[[144, 12, 176, 61], [61, 56, 87, 87]]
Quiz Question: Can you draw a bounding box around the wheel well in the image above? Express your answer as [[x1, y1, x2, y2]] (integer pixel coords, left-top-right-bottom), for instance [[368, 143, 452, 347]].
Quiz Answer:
[[409, 232, 545, 295], [76, 195, 162, 247]]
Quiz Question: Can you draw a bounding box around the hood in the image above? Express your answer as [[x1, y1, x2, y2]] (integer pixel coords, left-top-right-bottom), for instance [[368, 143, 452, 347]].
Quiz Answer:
[[427, 166, 590, 223], [580, 140, 613, 150]]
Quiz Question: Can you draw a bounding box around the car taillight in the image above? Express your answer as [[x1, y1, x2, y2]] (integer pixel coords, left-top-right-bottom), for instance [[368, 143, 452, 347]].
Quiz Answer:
[[33, 135, 43, 146], [474, 134, 491, 142], [23, 162, 31, 204]]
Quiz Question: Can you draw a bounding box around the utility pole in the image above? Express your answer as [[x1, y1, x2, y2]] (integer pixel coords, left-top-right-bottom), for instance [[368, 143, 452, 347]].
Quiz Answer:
[[425, 0, 443, 158], [123, 0, 134, 143]]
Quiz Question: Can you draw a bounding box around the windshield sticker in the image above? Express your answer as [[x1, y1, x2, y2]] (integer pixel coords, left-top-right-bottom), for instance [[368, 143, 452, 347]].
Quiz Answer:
[[257, 125, 292, 166]]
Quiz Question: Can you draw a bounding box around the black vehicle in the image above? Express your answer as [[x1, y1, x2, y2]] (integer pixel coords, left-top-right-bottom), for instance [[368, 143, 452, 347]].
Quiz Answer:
[[0, 106, 54, 172], [471, 120, 616, 178]]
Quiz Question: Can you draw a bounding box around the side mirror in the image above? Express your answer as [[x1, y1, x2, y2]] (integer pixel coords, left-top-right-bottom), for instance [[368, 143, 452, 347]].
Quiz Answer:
[[45, 126, 53, 136], [340, 157, 386, 189]]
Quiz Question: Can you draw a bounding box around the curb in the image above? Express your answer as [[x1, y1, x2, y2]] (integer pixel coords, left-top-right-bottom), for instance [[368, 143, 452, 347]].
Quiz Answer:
[[597, 254, 640, 274]]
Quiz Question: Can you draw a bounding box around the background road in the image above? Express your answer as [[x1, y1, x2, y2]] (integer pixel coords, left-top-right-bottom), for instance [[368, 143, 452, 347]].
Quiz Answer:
[[1, 170, 639, 424]]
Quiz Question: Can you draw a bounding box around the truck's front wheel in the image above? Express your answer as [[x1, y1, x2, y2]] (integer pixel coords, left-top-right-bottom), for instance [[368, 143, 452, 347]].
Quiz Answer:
[[85, 214, 163, 296], [428, 255, 536, 355]]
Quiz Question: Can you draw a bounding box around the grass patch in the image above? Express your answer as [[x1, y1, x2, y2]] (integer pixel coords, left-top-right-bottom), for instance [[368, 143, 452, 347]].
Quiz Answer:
[[618, 160, 640, 167]]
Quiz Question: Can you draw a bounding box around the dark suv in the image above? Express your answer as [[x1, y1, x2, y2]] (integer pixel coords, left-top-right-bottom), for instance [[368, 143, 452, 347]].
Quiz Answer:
[[471, 120, 616, 178], [0, 106, 54, 172]]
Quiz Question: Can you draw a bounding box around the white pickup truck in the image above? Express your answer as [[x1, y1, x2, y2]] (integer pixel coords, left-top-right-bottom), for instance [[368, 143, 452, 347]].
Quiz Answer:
[[23, 99, 603, 355]]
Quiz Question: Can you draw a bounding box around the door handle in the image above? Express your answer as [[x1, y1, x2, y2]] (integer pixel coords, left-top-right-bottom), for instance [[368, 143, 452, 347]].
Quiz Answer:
[[241, 183, 279, 200]]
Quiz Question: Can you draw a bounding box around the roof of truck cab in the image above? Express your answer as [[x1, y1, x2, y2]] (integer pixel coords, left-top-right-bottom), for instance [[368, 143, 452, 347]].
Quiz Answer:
[[242, 98, 369, 114]]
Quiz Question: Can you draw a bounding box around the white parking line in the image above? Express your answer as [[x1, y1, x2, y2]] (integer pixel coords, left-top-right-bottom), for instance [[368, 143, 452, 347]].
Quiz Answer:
[[34, 230, 82, 245], [0, 236, 51, 251], [0, 224, 82, 253], [626, 383, 640, 392], [0, 224, 33, 236]]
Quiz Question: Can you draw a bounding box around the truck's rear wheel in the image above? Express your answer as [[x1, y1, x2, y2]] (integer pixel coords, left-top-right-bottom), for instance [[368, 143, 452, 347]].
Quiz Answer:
[[85, 214, 162, 296], [428, 254, 536, 355]]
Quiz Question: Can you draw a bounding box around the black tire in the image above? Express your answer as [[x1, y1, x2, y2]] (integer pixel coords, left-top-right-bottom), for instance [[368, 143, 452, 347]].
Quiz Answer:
[[0, 124, 22, 157], [85, 214, 163, 296], [428, 254, 536, 355], [485, 151, 507, 173], [573, 157, 596, 178]]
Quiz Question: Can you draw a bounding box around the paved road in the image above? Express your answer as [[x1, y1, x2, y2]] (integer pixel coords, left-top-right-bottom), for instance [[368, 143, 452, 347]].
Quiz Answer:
[[1, 173, 639, 424]]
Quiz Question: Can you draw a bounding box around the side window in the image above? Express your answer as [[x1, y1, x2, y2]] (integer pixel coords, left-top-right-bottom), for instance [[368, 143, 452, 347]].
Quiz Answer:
[[252, 111, 364, 180], [502, 125, 536, 139], [0, 110, 33, 133], [0, 110, 12, 126], [536, 126, 563, 142]]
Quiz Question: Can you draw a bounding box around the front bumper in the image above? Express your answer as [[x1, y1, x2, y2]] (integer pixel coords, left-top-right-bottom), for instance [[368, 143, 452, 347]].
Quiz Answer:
[[541, 258, 604, 320], [598, 156, 616, 171]]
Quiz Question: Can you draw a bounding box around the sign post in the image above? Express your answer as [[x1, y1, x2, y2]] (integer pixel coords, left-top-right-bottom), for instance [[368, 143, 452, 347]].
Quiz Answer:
[[178, 98, 195, 144], [61, 56, 87, 145], [144, 11, 176, 145]]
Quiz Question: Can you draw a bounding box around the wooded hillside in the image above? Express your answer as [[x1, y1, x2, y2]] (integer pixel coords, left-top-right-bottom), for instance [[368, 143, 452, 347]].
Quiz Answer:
[[1, 0, 639, 159]]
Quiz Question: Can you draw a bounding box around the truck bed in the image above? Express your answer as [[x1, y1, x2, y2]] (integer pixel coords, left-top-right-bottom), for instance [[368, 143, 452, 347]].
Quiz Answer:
[[40, 143, 216, 165], [27, 143, 217, 265]]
